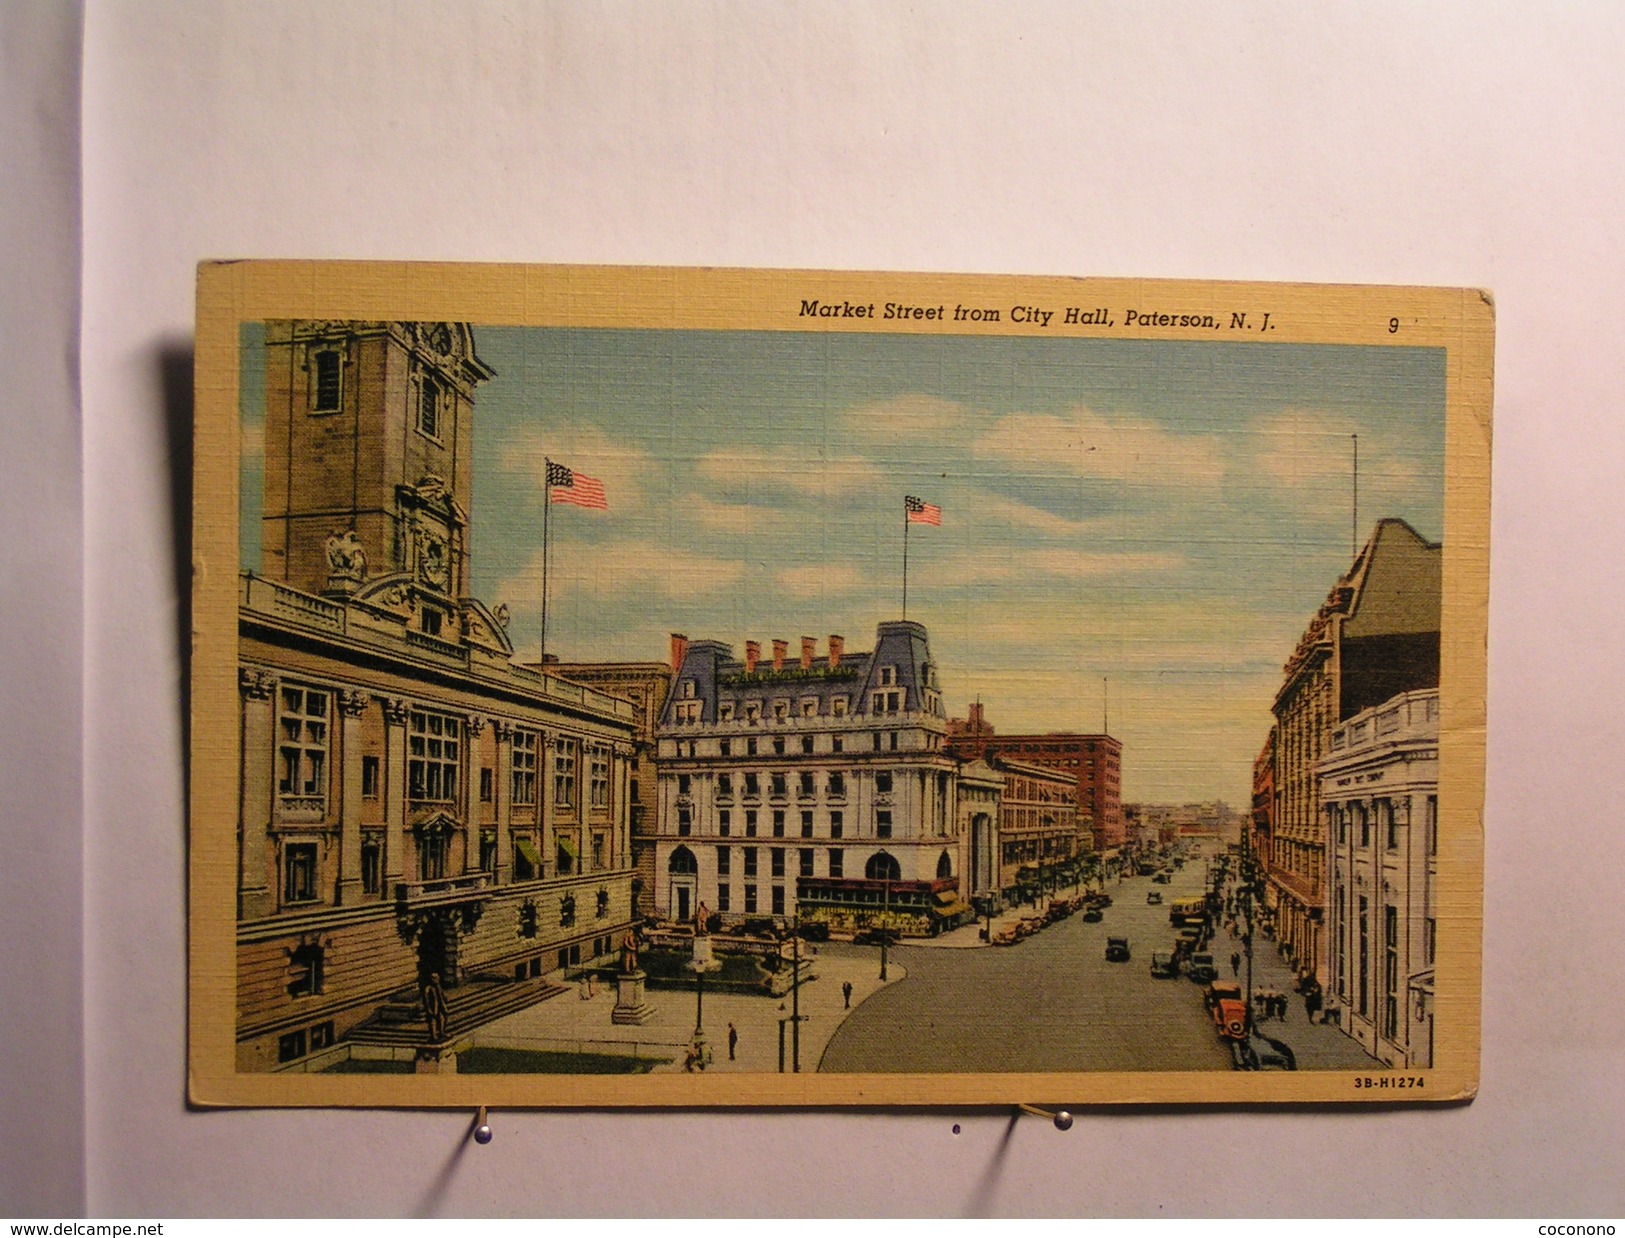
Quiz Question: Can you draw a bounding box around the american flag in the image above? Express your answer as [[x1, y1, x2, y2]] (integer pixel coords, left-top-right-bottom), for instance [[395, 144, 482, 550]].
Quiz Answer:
[[905, 495, 941, 526], [547, 460, 608, 510]]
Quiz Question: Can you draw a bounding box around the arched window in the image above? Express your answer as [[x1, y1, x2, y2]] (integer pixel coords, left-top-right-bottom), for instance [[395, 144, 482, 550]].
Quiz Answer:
[[936, 850, 953, 880], [668, 845, 698, 875], [865, 852, 901, 882]]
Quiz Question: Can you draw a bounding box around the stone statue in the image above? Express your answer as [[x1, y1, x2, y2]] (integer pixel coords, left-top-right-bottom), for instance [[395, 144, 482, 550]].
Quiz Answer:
[[324, 529, 367, 592], [621, 929, 639, 974], [420, 971, 449, 1043], [694, 901, 711, 934]]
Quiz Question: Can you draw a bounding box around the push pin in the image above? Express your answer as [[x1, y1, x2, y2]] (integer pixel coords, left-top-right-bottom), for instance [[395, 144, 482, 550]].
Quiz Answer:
[[1018, 1103, 1074, 1131], [473, 1106, 493, 1144]]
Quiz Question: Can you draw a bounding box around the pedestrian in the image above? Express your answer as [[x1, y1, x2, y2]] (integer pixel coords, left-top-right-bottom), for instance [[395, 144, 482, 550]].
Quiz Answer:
[[727, 1022, 738, 1060], [842, 980, 853, 1009], [1305, 985, 1322, 1024], [1277, 992, 1289, 1021], [1230, 951, 1241, 977]]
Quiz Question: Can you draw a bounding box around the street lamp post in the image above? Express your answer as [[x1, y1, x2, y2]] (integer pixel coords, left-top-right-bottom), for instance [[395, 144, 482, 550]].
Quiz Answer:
[[684, 938, 720, 1070]]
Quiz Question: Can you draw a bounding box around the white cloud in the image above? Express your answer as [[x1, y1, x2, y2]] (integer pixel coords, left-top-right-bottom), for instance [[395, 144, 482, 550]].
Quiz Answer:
[[972, 406, 1227, 489], [774, 562, 872, 599], [696, 446, 885, 501], [1247, 409, 1426, 524], [498, 423, 656, 511], [683, 493, 798, 536], [938, 544, 1186, 585], [494, 539, 745, 606], [839, 393, 976, 442]]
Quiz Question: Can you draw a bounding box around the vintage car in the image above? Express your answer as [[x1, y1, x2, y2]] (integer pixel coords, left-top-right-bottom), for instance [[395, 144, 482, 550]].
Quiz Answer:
[[1186, 952, 1218, 983], [1212, 997, 1250, 1040], [1081, 906, 1105, 923], [1149, 951, 1179, 978], [1203, 979, 1243, 1014], [1153, 871, 1173, 884], [991, 923, 1021, 946], [1146, 891, 1163, 905], [1105, 936, 1131, 962]]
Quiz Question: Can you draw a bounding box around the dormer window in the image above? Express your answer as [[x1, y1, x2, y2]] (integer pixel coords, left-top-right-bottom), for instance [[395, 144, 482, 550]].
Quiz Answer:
[[681, 680, 696, 699], [879, 666, 897, 686], [719, 703, 734, 722]]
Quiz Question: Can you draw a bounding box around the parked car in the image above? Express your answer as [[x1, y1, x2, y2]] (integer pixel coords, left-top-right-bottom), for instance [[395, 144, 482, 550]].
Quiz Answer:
[[1212, 998, 1249, 1040], [1082, 906, 1104, 923], [1149, 951, 1179, 978], [1153, 872, 1173, 884], [1232, 1034, 1297, 1071], [1187, 952, 1218, 983], [1105, 936, 1131, 962], [1146, 891, 1163, 905], [1203, 979, 1243, 1014]]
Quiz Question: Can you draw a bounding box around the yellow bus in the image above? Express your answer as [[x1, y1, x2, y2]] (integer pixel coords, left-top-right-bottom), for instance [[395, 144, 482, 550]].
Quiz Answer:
[[1169, 896, 1208, 926]]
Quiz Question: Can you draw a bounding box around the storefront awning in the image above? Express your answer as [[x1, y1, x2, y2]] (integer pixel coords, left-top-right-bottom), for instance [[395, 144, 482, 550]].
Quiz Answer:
[[932, 887, 960, 906], [514, 838, 542, 867], [931, 900, 972, 918], [555, 835, 579, 861]]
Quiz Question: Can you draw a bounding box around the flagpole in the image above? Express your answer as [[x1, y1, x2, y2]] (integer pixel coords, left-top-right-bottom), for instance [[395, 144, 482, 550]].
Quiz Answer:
[[1351, 433, 1359, 560], [902, 499, 910, 621], [541, 457, 551, 665]]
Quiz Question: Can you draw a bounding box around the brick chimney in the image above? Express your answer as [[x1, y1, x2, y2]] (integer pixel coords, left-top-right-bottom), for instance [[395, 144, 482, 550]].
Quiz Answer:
[[801, 636, 816, 669], [772, 639, 788, 671], [828, 634, 844, 669], [744, 640, 760, 674], [670, 632, 688, 672]]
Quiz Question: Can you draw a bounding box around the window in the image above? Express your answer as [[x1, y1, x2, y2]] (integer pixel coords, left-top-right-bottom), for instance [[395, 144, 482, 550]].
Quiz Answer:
[[287, 942, 324, 998], [511, 730, 538, 805], [773, 700, 789, 721], [553, 737, 577, 808], [876, 810, 892, 839], [746, 736, 758, 755], [829, 849, 844, 878], [1385, 801, 1400, 850], [479, 767, 494, 803], [312, 349, 342, 412], [799, 848, 814, 877], [743, 847, 758, 877], [880, 666, 896, 686], [745, 810, 758, 837], [719, 738, 732, 756], [361, 755, 380, 798], [827, 771, 846, 798], [875, 771, 893, 794], [681, 679, 696, 699], [597, 887, 610, 918], [772, 886, 785, 915], [743, 772, 760, 799], [770, 772, 787, 799], [419, 829, 448, 881], [360, 834, 381, 894], [1383, 905, 1400, 1039], [591, 833, 605, 870], [718, 809, 731, 836], [872, 733, 882, 752], [800, 810, 814, 838], [719, 705, 734, 724], [772, 810, 785, 838], [717, 846, 731, 875], [1335, 806, 1346, 845], [801, 700, 817, 718], [1426, 796, 1438, 856], [278, 1030, 307, 1064], [744, 885, 758, 914], [832, 735, 843, 752], [799, 771, 815, 798], [514, 838, 537, 882], [801, 737, 814, 756], [771, 848, 785, 878], [283, 842, 318, 904], [773, 735, 786, 755], [1357, 895, 1370, 1017], [408, 710, 459, 803], [1425, 916, 1437, 965], [830, 810, 843, 839], [677, 807, 692, 836], [560, 894, 576, 928], [889, 732, 899, 751], [479, 829, 497, 873], [420, 608, 443, 637], [278, 686, 329, 804], [717, 772, 733, 799], [717, 883, 731, 912], [678, 773, 692, 796], [866, 852, 901, 882], [590, 747, 610, 808], [745, 705, 761, 726], [309, 1020, 335, 1051], [1358, 805, 1371, 849], [418, 374, 441, 438], [831, 696, 847, 717]]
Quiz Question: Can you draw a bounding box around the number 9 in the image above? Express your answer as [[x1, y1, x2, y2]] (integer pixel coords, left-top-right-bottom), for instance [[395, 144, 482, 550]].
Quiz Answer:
[[1388, 318, 1399, 334]]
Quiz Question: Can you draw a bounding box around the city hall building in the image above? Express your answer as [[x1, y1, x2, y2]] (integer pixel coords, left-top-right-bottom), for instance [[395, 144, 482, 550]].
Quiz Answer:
[[652, 624, 971, 936], [235, 320, 639, 1072]]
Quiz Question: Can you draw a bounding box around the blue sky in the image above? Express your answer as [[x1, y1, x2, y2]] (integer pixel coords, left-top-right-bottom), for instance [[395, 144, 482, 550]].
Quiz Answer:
[[243, 325, 1445, 805]]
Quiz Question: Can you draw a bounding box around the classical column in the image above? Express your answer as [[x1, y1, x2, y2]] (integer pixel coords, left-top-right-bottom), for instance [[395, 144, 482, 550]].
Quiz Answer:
[[336, 689, 368, 904], [464, 713, 485, 876], [382, 697, 410, 891], [615, 744, 633, 871], [492, 721, 514, 885], [538, 730, 554, 878], [238, 669, 276, 920]]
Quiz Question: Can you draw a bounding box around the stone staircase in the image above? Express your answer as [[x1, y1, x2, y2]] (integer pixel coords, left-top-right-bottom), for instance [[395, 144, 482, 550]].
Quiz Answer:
[[346, 972, 568, 1048]]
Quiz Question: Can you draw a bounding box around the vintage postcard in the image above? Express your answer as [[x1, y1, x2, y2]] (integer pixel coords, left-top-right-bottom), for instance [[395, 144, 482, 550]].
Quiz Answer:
[[190, 263, 1489, 1107]]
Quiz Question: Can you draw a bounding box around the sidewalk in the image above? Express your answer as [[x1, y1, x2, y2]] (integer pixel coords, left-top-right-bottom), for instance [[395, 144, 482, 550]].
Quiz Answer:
[[469, 942, 906, 1074]]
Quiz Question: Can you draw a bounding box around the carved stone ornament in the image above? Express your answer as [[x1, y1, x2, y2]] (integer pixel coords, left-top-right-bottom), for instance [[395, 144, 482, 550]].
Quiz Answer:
[[382, 697, 411, 726], [324, 529, 368, 584], [338, 689, 369, 718], [466, 713, 486, 736], [238, 668, 275, 700], [492, 720, 514, 743], [493, 603, 510, 629], [414, 528, 450, 590]]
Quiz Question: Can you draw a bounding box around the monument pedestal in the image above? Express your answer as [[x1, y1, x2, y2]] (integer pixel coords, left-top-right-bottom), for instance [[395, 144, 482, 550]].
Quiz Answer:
[[414, 1046, 458, 1074], [611, 968, 656, 1025]]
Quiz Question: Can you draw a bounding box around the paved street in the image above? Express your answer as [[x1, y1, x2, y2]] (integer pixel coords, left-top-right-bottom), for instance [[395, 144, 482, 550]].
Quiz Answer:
[[469, 849, 1383, 1075]]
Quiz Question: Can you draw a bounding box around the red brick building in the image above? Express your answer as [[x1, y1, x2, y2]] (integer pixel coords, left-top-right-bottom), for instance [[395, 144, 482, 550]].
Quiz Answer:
[[947, 703, 1123, 850]]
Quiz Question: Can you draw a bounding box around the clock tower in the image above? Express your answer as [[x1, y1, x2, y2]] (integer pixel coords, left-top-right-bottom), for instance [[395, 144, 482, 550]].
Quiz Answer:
[[260, 321, 495, 604]]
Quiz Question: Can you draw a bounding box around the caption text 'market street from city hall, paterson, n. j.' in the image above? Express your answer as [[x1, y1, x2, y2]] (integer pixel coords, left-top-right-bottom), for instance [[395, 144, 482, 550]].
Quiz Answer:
[[797, 297, 1275, 332]]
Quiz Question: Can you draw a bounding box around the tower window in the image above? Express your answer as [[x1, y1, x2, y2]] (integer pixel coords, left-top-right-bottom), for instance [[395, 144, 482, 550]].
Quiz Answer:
[[312, 349, 342, 412], [418, 375, 441, 440]]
